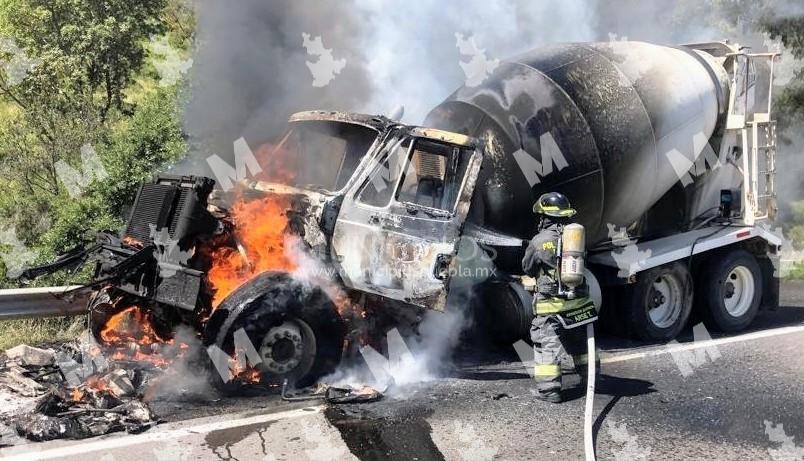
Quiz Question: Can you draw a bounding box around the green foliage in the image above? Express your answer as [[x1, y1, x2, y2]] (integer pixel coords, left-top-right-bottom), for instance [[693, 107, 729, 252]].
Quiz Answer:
[[2, 0, 167, 115], [784, 261, 804, 280], [0, 0, 193, 289], [784, 201, 804, 251], [790, 200, 804, 223], [97, 86, 187, 213], [788, 225, 804, 251], [763, 17, 804, 59], [0, 316, 85, 350], [762, 16, 804, 128]]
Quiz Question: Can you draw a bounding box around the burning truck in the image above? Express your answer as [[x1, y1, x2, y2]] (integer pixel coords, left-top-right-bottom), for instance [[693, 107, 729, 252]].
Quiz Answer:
[[26, 40, 783, 388]]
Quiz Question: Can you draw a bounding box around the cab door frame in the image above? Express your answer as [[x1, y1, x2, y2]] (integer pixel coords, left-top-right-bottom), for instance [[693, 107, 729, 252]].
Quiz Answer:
[[331, 128, 483, 310]]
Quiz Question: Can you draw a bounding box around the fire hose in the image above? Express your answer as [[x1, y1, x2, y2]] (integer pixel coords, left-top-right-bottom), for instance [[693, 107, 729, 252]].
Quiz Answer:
[[584, 323, 597, 461]]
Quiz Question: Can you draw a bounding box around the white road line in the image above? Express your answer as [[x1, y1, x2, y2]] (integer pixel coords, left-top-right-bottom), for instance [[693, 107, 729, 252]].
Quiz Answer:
[[602, 324, 804, 364], [0, 405, 324, 461]]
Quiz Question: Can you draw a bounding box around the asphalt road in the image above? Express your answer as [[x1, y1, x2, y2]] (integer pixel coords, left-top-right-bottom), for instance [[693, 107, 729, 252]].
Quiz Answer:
[[2, 282, 804, 460]]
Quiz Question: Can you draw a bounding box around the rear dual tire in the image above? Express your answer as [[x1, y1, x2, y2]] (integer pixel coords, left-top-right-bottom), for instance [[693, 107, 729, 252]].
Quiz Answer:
[[626, 262, 694, 342], [623, 250, 762, 342], [697, 250, 762, 332]]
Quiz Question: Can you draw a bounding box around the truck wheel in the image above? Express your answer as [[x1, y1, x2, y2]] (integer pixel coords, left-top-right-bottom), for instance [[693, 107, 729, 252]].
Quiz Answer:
[[698, 250, 762, 332], [626, 262, 693, 341], [203, 272, 345, 389]]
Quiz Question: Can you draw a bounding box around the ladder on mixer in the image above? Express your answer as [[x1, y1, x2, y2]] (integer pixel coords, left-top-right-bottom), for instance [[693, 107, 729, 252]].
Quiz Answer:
[[748, 118, 777, 220], [726, 50, 780, 225]]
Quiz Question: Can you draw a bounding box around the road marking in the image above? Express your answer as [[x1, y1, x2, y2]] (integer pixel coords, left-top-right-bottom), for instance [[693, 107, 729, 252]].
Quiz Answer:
[[602, 324, 804, 364], [0, 405, 324, 461]]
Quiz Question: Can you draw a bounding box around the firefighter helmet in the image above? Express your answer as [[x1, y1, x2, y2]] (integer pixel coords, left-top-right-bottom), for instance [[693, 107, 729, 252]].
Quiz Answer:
[[533, 192, 577, 218]]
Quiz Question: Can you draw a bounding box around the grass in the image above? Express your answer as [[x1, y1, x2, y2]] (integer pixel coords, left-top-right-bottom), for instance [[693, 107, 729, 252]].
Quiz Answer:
[[784, 261, 804, 280], [0, 316, 86, 351]]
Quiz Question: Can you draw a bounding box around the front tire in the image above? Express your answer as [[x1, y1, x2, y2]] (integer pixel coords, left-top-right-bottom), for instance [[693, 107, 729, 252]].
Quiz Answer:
[[626, 262, 694, 341], [203, 272, 345, 388], [697, 250, 762, 332]]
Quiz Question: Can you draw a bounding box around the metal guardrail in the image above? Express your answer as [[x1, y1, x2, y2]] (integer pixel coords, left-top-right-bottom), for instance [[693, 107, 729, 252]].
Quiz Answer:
[[0, 286, 88, 320]]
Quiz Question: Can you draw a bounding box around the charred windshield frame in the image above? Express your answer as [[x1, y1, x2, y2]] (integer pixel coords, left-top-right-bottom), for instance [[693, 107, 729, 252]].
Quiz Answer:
[[394, 138, 472, 217], [278, 120, 380, 193], [353, 130, 411, 210], [353, 130, 477, 218]]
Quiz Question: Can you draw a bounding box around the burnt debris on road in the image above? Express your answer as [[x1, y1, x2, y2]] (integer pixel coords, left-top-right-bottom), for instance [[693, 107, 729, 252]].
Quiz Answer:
[[0, 340, 161, 441]]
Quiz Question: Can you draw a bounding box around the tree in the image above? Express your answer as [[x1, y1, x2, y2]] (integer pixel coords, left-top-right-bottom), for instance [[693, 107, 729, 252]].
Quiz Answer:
[[0, 0, 191, 287], [762, 16, 804, 127]]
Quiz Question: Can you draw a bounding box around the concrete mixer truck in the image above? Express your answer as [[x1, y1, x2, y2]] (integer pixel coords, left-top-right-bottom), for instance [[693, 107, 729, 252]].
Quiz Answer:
[[33, 40, 781, 385]]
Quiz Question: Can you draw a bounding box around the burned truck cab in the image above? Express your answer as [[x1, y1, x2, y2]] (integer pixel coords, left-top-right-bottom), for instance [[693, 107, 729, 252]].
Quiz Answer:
[[38, 109, 487, 388], [329, 126, 483, 311], [253, 111, 485, 312]]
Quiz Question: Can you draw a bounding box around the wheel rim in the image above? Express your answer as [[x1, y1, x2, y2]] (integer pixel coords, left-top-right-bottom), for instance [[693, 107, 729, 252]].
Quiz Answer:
[[648, 274, 683, 329], [257, 318, 316, 377], [723, 265, 755, 318]]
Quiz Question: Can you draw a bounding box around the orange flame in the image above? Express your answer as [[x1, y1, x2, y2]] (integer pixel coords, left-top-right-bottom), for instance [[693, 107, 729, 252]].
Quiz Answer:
[[206, 195, 297, 306], [99, 305, 176, 368], [70, 387, 84, 402], [100, 306, 170, 346]]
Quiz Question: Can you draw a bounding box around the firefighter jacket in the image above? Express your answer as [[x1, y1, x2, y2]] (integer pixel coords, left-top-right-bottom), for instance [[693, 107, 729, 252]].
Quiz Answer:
[[522, 223, 597, 327]]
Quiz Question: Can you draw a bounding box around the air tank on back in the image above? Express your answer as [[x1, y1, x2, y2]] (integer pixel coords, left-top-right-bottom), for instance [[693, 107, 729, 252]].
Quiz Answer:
[[424, 41, 731, 245]]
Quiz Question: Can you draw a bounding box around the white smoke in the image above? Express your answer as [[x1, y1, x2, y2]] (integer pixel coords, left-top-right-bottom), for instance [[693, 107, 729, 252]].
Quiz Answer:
[[323, 307, 472, 395], [353, 0, 596, 123], [183, 0, 599, 168], [145, 326, 215, 400]]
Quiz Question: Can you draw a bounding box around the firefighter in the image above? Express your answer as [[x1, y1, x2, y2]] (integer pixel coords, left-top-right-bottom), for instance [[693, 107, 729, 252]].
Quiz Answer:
[[522, 192, 598, 403]]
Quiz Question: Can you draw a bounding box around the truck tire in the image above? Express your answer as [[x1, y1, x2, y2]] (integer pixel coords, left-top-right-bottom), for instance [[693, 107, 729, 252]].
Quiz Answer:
[[698, 250, 762, 332], [626, 262, 693, 341], [203, 272, 345, 389]]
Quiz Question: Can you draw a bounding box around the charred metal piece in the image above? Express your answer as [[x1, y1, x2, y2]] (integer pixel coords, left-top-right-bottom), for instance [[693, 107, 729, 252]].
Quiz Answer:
[[21, 175, 220, 316]]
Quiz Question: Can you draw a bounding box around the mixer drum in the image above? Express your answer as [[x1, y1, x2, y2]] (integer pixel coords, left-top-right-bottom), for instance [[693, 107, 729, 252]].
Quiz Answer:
[[425, 41, 729, 244]]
